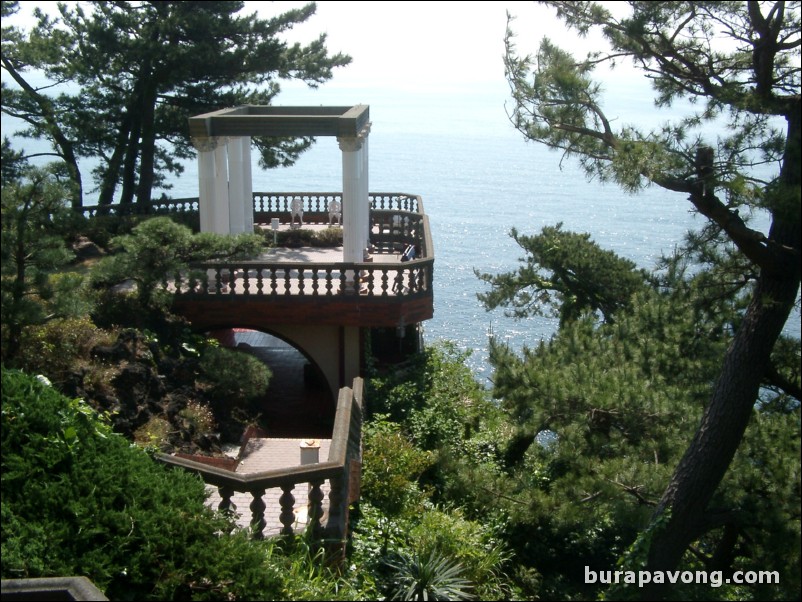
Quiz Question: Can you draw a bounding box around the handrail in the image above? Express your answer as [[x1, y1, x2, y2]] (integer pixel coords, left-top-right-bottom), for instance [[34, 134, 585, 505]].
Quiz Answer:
[[156, 377, 363, 541], [1, 577, 108, 601], [167, 257, 433, 299], [80, 192, 425, 219]]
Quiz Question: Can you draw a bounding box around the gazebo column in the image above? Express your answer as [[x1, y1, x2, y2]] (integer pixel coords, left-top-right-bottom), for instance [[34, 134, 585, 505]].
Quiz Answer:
[[212, 138, 230, 234], [193, 135, 252, 235], [192, 136, 220, 234], [338, 134, 369, 265], [241, 136, 254, 233], [228, 136, 246, 234], [360, 124, 371, 254]]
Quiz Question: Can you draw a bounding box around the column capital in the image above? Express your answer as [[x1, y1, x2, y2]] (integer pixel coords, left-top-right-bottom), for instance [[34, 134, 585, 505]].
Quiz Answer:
[[337, 136, 362, 152], [191, 136, 228, 152], [337, 122, 371, 152]]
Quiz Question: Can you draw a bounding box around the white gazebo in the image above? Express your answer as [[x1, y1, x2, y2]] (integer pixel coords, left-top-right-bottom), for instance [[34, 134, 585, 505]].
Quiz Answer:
[[188, 105, 371, 265]]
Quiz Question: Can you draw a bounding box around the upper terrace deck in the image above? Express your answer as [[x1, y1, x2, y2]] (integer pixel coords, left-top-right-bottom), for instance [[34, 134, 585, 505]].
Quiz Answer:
[[83, 192, 434, 329]]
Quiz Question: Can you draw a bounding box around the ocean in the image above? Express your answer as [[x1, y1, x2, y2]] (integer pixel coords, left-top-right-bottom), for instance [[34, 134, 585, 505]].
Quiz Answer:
[[221, 81, 796, 380], [3, 79, 798, 380]]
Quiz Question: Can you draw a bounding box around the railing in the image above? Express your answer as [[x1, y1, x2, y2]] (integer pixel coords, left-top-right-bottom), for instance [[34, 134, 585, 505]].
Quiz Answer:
[[81, 196, 199, 217], [253, 192, 420, 214], [1, 577, 108, 601], [156, 378, 363, 541], [167, 258, 432, 299], [81, 192, 420, 219], [83, 192, 434, 303]]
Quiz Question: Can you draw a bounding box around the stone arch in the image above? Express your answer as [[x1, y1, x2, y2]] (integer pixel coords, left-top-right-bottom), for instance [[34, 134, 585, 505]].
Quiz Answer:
[[204, 324, 341, 403], [206, 327, 337, 438]]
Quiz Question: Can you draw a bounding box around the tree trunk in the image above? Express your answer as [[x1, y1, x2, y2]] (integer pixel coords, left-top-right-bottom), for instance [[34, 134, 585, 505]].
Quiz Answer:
[[645, 267, 799, 570], [135, 79, 159, 208], [97, 113, 135, 208], [643, 102, 801, 594], [119, 117, 142, 208]]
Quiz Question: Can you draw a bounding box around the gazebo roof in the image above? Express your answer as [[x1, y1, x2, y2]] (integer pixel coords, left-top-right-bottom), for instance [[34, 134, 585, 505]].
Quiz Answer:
[[188, 105, 370, 139]]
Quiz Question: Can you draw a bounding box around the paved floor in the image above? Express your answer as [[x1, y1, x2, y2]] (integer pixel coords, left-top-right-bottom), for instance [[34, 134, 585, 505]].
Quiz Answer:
[[205, 437, 333, 537], [203, 330, 336, 536]]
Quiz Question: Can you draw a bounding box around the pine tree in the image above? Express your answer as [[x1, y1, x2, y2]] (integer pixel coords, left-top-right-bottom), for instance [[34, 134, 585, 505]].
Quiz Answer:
[[500, 0, 800, 594], [1, 1, 350, 208]]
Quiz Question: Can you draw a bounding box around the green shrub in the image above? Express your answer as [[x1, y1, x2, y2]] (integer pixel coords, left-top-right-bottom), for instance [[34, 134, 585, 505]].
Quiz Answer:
[[312, 227, 343, 247], [272, 227, 343, 248], [275, 228, 316, 247], [15, 317, 116, 385], [361, 416, 435, 517], [1, 369, 286, 600], [384, 548, 475, 601], [199, 346, 272, 404], [409, 509, 515, 600]]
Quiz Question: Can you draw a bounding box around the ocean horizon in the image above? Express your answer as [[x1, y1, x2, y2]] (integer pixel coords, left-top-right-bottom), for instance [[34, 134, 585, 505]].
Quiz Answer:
[[3, 79, 798, 380]]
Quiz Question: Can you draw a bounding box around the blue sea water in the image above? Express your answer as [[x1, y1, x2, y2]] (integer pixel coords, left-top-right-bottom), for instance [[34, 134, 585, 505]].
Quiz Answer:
[[231, 81, 797, 380], [3, 79, 798, 380]]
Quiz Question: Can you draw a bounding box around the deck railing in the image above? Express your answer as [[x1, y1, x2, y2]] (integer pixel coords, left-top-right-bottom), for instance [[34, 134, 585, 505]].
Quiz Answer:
[[167, 257, 432, 299], [109, 192, 436, 302], [81, 192, 421, 220], [156, 378, 363, 542]]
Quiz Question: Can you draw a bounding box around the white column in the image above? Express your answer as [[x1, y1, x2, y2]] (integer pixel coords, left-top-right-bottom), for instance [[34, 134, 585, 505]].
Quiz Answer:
[[241, 136, 254, 233], [338, 136, 366, 264], [360, 124, 371, 253], [228, 136, 245, 234], [212, 138, 230, 234], [192, 136, 219, 234]]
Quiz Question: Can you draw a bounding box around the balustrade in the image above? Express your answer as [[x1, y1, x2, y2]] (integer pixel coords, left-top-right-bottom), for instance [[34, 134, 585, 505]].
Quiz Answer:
[[157, 379, 363, 542], [81, 193, 434, 308], [81, 192, 420, 221], [169, 259, 432, 300]]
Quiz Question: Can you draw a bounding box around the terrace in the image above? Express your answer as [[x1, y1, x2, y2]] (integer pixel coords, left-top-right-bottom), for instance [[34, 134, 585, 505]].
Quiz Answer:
[[82, 105, 435, 546]]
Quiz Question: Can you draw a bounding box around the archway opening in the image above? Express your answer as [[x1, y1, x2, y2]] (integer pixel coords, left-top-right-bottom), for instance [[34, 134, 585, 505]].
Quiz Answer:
[[207, 328, 335, 439]]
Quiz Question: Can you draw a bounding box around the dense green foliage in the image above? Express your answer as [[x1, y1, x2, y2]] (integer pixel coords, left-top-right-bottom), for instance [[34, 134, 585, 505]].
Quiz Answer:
[[1, 369, 286, 599], [90, 216, 263, 311], [503, 0, 801, 586], [199, 345, 272, 407], [356, 345, 522, 600], [0, 0, 350, 208], [0, 168, 86, 360]]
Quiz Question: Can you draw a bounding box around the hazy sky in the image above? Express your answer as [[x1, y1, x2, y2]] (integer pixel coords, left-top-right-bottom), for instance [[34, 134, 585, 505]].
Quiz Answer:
[[266, 1, 561, 90], [5, 1, 628, 92]]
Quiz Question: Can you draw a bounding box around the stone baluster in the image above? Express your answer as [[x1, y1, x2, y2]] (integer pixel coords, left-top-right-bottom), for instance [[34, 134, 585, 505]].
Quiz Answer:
[[279, 485, 296, 536], [326, 472, 346, 541], [308, 480, 325, 537], [218, 486, 237, 519], [249, 489, 266, 540]]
